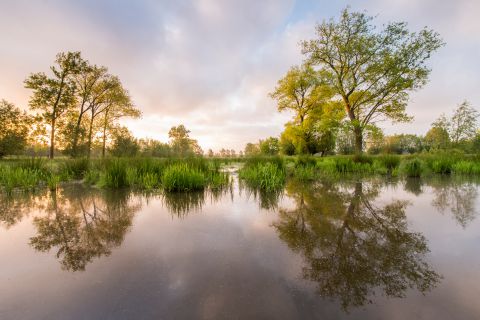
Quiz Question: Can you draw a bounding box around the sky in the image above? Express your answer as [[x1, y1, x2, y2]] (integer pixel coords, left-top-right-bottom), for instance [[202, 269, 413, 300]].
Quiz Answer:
[[0, 0, 479, 151]]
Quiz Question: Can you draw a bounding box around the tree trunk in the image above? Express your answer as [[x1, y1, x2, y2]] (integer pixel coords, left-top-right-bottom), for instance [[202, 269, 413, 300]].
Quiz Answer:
[[102, 111, 108, 158], [87, 113, 94, 159], [354, 125, 363, 155], [49, 116, 56, 159], [72, 109, 85, 157]]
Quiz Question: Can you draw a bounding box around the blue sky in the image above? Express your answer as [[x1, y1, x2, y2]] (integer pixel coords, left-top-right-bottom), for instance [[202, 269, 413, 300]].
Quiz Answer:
[[0, 0, 478, 151]]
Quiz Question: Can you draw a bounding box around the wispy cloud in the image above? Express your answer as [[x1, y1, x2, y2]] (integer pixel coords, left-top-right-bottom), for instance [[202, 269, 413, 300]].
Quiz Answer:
[[0, 0, 478, 150]]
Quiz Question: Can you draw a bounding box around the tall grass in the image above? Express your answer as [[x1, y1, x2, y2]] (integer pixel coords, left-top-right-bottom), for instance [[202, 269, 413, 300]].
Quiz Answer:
[[162, 163, 206, 192], [239, 157, 286, 191]]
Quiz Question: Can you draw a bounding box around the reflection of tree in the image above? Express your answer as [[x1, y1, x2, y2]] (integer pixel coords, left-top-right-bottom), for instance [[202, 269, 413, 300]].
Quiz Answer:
[[0, 191, 48, 229], [429, 177, 479, 228], [274, 180, 440, 310], [29, 187, 140, 271]]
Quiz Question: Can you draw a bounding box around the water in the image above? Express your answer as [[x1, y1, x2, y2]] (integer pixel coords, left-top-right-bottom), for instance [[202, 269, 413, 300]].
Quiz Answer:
[[1, 175, 480, 319]]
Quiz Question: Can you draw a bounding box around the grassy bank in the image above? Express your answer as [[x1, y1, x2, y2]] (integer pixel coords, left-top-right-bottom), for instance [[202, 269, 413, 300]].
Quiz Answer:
[[1, 153, 479, 194], [237, 153, 480, 188], [0, 157, 230, 194]]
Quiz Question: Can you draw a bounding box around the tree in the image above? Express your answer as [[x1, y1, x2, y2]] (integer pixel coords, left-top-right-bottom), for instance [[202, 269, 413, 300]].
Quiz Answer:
[[110, 126, 139, 157], [449, 101, 479, 146], [425, 115, 450, 150], [100, 87, 140, 158], [70, 64, 107, 157], [25, 51, 84, 158], [168, 124, 202, 156], [0, 100, 32, 157], [270, 63, 333, 125], [244, 142, 260, 156], [302, 8, 443, 154], [259, 137, 280, 155], [139, 139, 171, 157]]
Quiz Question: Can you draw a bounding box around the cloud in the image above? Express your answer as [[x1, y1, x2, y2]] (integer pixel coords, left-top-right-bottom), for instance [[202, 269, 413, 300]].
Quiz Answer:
[[0, 0, 478, 150]]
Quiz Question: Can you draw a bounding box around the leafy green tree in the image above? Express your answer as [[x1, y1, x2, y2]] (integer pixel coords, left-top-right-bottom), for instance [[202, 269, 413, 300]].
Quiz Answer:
[[449, 101, 479, 146], [279, 131, 296, 155], [69, 64, 107, 156], [270, 63, 333, 125], [244, 142, 260, 156], [25, 51, 84, 158], [259, 137, 280, 155], [110, 126, 139, 157], [139, 139, 171, 157], [302, 8, 443, 154], [425, 115, 450, 150], [383, 134, 423, 154], [99, 87, 140, 158], [0, 100, 32, 157], [168, 125, 202, 156]]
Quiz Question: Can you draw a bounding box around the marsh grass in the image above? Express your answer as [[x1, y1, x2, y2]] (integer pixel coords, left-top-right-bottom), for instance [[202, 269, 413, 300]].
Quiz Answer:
[[162, 163, 206, 192], [239, 157, 286, 191]]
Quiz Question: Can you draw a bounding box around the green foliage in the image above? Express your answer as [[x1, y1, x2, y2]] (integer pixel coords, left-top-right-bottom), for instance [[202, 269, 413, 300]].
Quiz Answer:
[[100, 159, 129, 188], [301, 8, 443, 153], [259, 137, 280, 155], [61, 158, 90, 179], [452, 161, 480, 175], [162, 164, 206, 192], [110, 127, 139, 157], [400, 158, 424, 178], [0, 100, 32, 157], [376, 154, 401, 171], [239, 157, 286, 191], [168, 124, 203, 156]]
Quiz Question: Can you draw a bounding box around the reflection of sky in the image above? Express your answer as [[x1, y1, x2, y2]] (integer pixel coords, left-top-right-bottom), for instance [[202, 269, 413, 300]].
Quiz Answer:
[[0, 0, 479, 151], [0, 179, 480, 318]]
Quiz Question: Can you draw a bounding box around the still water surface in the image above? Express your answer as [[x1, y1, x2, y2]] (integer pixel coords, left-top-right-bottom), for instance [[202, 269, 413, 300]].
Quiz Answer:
[[1, 174, 480, 319]]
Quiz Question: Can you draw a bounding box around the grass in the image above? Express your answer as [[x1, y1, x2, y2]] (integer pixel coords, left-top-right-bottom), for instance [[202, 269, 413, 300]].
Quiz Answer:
[[162, 163, 206, 192], [239, 156, 286, 191], [1, 153, 479, 194]]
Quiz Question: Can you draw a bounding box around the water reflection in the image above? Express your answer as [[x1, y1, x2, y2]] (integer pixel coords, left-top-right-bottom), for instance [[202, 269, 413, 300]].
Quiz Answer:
[[0, 191, 48, 229], [274, 180, 441, 310], [429, 176, 479, 228], [239, 180, 282, 210], [29, 187, 140, 271]]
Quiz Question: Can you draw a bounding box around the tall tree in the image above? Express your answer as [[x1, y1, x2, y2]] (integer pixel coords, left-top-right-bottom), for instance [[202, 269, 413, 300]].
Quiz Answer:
[[270, 63, 333, 125], [425, 114, 450, 150], [70, 64, 108, 157], [100, 85, 140, 158], [25, 51, 84, 158], [168, 124, 202, 156], [301, 8, 443, 154], [449, 101, 479, 145], [0, 100, 32, 157]]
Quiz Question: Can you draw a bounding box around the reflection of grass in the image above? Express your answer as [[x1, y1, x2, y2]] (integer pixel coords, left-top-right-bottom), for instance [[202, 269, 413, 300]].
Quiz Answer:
[[163, 191, 206, 217]]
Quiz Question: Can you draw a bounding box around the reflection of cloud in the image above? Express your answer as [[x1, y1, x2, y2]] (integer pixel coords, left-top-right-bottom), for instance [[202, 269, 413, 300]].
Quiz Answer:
[[0, 0, 479, 149]]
